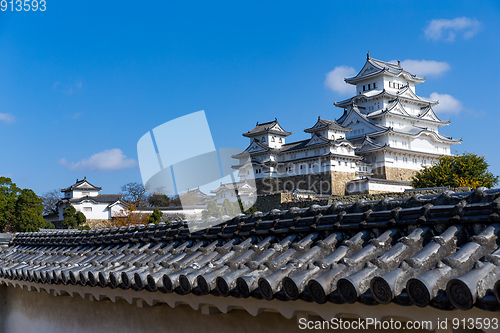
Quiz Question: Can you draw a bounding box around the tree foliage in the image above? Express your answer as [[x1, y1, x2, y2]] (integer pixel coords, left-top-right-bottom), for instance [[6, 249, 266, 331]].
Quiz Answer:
[[62, 206, 87, 229], [147, 207, 163, 224], [109, 203, 150, 228], [40, 189, 62, 215], [220, 199, 240, 216], [202, 201, 221, 219], [412, 152, 499, 189], [0, 177, 53, 232], [121, 182, 149, 206], [148, 193, 170, 207]]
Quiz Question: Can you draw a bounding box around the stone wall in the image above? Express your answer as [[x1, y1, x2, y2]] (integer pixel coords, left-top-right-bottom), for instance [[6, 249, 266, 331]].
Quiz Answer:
[[254, 171, 356, 196], [330, 171, 357, 196], [372, 166, 417, 182]]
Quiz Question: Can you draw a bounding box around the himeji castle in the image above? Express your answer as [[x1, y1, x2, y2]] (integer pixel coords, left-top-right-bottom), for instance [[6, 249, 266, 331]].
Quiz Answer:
[[232, 53, 462, 196]]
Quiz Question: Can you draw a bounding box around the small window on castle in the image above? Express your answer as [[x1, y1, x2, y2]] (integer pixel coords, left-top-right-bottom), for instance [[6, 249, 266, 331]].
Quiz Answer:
[[363, 85, 366, 91], [83, 207, 92, 212], [373, 82, 377, 89], [279, 138, 282, 143], [368, 84, 371, 90], [271, 136, 275, 142], [262, 137, 266, 142], [82, 192, 89, 196]]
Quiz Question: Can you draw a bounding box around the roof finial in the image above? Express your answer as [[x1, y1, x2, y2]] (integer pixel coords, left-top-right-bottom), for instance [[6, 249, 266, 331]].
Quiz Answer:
[[367, 51, 370, 60], [397, 59, 401, 66], [275, 117, 277, 121], [84, 176, 86, 180], [256, 121, 258, 126], [318, 115, 321, 119]]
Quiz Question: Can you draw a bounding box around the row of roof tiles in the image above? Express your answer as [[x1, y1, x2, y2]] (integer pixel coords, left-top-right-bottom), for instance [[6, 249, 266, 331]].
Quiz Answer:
[[2, 188, 500, 311]]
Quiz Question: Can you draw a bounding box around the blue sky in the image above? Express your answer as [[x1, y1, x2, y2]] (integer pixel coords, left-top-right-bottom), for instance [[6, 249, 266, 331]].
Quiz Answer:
[[0, 0, 499, 196]]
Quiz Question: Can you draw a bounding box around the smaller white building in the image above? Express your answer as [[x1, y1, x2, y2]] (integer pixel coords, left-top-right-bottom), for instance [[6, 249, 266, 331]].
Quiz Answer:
[[56, 178, 128, 221], [210, 181, 256, 205]]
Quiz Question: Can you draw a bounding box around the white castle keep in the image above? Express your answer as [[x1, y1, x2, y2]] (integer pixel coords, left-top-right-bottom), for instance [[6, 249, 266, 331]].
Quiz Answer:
[[231, 53, 462, 196]]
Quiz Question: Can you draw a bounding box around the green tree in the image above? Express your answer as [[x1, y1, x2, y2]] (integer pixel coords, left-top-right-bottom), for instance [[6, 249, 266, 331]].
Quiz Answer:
[[0, 177, 52, 232], [0, 177, 20, 231], [412, 152, 499, 189], [13, 189, 48, 232], [220, 199, 240, 216], [202, 201, 221, 219], [147, 207, 163, 224], [63, 206, 87, 229]]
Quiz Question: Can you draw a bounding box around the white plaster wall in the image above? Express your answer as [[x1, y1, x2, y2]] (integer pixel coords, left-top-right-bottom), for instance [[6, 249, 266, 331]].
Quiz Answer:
[[72, 190, 99, 199], [73, 202, 110, 220]]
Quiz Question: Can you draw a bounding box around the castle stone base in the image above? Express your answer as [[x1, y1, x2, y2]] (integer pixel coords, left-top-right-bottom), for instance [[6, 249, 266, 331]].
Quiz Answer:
[[372, 166, 417, 182], [254, 171, 356, 196]]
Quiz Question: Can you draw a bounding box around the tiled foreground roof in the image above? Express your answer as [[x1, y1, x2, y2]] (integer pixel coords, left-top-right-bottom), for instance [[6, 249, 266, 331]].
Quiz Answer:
[[3, 188, 500, 312]]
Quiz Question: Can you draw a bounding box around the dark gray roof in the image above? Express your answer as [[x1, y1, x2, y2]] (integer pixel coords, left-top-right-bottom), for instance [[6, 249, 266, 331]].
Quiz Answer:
[[345, 57, 425, 84], [4, 188, 500, 311], [243, 119, 291, 138], [61, 178, 102, 192], [304, 117, 351, 133], [68, 194, 123, 204]]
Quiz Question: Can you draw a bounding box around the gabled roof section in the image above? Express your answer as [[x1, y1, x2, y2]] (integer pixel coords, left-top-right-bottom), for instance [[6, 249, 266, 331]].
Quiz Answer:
[[396, 85, 437, 104], [243, 119, 291, 138], [370, 126, 462, 144], [418, 105, 449, 123], [385, 98, 411, 116], [356, 136, 386, 153], [232, 138, 272, 158], [345, 54, 425, 84], [61, 177, 102, 193], [335, 87, 438, 110], [304, 116, 351, 133], [304, 133, 330, 147], [338, 104, 388, 132], [367, 99, 450, 127]]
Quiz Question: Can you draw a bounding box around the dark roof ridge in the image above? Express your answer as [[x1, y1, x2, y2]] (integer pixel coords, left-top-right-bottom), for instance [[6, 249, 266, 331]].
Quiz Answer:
[[13, 187, 500, 246]]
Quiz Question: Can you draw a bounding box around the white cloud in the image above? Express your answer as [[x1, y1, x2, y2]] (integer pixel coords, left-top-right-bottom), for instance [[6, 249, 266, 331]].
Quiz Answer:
[[59, 149, 138, 172], [424, 17, 481, 42], [324, 66, 357, 95], [0, 113, 15, 124], [390, 59, 451, 77], [429, 92, 463, 114]]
